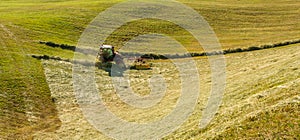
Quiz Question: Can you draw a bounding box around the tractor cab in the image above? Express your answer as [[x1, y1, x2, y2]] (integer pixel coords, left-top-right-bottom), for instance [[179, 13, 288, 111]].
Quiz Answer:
[[96, 45, 126, 69], [99, 45, 115, 62]]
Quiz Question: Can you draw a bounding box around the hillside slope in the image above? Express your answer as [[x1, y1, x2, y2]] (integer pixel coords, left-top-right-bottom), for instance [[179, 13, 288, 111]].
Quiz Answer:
[[0, 0, 299, 139]]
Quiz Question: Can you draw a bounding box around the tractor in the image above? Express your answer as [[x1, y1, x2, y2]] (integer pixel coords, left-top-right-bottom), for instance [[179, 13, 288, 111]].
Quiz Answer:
[[96, 45, 125, 68], [96, 45, 152, 73]]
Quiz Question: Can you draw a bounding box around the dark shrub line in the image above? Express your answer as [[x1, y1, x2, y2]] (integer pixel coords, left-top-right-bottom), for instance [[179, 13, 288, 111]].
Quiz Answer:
[[40, 39, 300, 60], [222, 39, 300, 55], [124, 39, 300, 59], [39, 41, 76, 51], [40, 41, 97, 55], [31, 54, 71, 62]]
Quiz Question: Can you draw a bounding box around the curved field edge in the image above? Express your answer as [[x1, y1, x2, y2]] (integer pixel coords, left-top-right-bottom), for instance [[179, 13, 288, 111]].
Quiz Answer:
[[0, 24, 61, 139]]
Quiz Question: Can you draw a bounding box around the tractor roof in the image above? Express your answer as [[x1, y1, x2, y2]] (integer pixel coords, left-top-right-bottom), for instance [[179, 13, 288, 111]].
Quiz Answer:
[[100, 45, 113, 49]]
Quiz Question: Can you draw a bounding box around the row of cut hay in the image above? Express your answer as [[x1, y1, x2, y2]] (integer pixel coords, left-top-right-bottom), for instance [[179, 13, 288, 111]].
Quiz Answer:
[[39, 39, 300, 60]]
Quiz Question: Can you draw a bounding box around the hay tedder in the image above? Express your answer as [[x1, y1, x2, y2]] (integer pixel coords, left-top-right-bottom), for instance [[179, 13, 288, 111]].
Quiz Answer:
[[96, 45, 152, 71]]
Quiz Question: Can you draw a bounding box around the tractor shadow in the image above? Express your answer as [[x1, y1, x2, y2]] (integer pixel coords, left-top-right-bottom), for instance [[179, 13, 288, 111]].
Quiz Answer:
[[95, 62, 126, 77]]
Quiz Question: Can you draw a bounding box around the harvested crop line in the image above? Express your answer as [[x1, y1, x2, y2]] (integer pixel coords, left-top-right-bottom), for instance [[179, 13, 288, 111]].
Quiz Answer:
[[39, 41, 96, 55], [31, 54, 95, 67], [31, 54, 71, 62], [39, 39, 300, 59]]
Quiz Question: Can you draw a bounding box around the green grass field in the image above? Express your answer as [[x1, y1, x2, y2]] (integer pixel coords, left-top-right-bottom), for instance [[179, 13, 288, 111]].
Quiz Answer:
[[0, 0, 299, 139]]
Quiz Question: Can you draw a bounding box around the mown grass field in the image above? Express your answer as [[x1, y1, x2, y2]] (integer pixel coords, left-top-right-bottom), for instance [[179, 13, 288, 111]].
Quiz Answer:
[[0, 0, 299, 139], [36, 42, 300, 140]]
